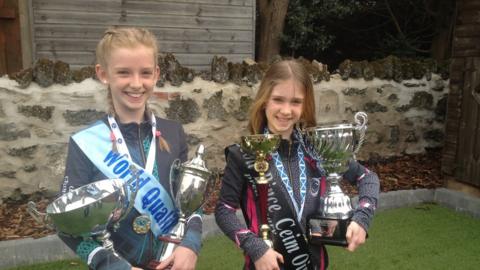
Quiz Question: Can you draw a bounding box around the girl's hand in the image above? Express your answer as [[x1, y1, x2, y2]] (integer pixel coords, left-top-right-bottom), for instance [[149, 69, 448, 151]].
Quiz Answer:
[[132, 267, 143, 270], [155, 246, 197, 270], [254, 248, 284, 270], [345, 221, 367, 252]]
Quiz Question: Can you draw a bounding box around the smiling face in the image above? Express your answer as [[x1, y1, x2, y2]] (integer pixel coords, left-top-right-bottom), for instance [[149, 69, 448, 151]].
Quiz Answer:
[[247, 60, 316, 135], [96, 45, 159, 123], [265, 79, 305, 140]]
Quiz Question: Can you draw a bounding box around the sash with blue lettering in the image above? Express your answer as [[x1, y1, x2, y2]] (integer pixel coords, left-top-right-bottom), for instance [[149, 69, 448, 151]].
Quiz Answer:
[[72, 120, 178, 237]]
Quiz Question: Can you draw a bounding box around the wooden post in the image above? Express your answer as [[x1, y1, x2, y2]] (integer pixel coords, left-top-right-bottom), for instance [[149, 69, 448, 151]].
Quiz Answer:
[[0, 0, 23, 74]]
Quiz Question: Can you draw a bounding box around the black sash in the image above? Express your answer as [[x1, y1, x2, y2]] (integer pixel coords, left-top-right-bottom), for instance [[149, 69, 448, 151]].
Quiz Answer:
[[241, 149, 314, 270]]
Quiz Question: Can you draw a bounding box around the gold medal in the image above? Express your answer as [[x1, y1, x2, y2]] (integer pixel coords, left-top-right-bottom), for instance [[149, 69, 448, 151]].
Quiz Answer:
[[132, 215, 151, 234]]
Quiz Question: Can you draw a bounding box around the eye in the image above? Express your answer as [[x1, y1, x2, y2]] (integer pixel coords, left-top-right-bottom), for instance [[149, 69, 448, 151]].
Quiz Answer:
[[141, 69, 155, 77], [117, 70, 130, 76], [271, 96, 284, 103], [291, 99, 303, 105]]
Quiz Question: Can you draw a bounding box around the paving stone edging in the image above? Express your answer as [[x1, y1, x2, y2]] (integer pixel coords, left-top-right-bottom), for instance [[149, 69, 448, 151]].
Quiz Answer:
[[1, 188, 479, 269]]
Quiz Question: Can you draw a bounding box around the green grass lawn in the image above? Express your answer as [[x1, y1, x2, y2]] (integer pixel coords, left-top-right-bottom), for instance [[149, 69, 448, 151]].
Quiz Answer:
[[7, 203, 480, 270], [327, 203, 480, 269]]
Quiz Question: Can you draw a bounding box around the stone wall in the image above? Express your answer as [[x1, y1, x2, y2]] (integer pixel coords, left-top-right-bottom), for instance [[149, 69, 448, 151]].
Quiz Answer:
[[0, 59, 449, 200]]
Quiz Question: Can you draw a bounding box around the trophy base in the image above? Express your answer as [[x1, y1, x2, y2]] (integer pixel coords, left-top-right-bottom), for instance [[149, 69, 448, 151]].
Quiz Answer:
[[307, 216, 351, 247], [145, 236, 181, 269], [152, 235, 182, 267]]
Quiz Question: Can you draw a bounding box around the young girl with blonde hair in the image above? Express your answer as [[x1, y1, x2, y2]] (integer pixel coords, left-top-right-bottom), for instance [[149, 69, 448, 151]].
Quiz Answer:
[[60, 27, 201, 270]]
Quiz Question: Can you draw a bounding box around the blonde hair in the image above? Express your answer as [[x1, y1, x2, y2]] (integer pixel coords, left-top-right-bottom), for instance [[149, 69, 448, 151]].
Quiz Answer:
[[97, 27, 170, 152], [248, 59, 316, 134], [96, 27, 159, 68]]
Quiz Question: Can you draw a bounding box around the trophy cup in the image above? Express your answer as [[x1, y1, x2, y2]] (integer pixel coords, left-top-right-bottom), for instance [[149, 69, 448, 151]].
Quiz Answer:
[[240, 134, 281, 247], [27, 174, 140, 250], [303, 112, 368, 247], [156, 144, 214, 262]]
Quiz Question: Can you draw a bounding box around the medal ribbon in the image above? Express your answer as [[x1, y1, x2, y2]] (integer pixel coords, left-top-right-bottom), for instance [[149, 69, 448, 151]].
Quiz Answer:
[[108, 113, 157, 174]]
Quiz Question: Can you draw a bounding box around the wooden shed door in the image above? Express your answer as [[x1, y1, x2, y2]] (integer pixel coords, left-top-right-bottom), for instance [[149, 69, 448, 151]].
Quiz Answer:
[[0, 0, 22, 74], [457, 57, 480, 187]]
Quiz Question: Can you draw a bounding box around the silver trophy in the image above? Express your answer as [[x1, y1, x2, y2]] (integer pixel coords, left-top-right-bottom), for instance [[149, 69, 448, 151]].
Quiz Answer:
[[302, 112, 368, 246], [156, 144, 214, 261], [27, 174, 140, 250]]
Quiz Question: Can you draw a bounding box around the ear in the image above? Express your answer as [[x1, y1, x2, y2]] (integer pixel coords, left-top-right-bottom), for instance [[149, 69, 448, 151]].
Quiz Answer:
[[154, 64, 160, 82], [95, 64, 108, 84]]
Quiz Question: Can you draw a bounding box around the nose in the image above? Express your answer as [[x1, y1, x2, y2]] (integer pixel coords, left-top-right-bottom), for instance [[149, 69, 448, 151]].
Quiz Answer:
[[279, 103, 292, 115], [130, 74, 142, 89]]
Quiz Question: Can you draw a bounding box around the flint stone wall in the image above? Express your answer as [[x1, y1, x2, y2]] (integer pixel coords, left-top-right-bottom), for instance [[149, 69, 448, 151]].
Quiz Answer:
[[0, 68, 448, 200]]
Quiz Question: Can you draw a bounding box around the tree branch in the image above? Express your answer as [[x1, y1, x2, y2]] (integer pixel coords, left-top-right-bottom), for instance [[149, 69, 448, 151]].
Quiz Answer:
[[423, 0, 438, 17], [384, 0, 429, 53], [384, 0, 404, 38]]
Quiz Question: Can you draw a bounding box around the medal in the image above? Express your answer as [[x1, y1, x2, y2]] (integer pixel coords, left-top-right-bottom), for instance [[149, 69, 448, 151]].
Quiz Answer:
[[132, 215, 151, 234]]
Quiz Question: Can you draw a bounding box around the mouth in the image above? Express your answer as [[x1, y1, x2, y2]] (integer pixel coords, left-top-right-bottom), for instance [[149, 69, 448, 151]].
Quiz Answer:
[[122, 90, 147, 104], [276, 116, 292, 123], [125, 91, 145, 98], [275, 117, 293, 127]]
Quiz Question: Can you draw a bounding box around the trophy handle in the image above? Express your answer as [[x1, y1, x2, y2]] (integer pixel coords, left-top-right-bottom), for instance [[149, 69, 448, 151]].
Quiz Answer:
[[169, 159, 182, 199], [353, 112, 368, 154], [27, 201, 54, 230]]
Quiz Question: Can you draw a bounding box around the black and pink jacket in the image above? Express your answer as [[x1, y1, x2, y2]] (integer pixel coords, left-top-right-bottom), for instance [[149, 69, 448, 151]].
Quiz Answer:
[[215, 135, 379, 270]]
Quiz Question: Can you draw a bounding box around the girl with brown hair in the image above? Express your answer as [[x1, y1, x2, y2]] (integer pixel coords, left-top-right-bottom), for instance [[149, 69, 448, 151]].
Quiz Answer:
[[215, 59, 379, 270]]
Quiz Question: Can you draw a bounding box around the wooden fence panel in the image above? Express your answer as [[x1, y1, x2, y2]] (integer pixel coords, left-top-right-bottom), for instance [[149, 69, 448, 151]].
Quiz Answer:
[[35, 39, 252, 54], [34, 25, 253, 42], [463, 58, 480, 186], [454, 57, 480, 187], [0, 0, 22, 74], [33, 0, 252, 17], [30, 0, 255, 70]]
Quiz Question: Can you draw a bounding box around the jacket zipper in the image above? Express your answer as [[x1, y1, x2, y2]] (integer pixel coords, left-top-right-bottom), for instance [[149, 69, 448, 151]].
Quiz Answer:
[[138, 125, 147, 166], [137, 125, 153, 262], [287, 141, 294, 185], [287, 141, 302, 217]]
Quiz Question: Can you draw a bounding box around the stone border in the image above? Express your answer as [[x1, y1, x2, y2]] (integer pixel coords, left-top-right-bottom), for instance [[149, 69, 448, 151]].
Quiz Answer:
[[1, 188, 479, 269]]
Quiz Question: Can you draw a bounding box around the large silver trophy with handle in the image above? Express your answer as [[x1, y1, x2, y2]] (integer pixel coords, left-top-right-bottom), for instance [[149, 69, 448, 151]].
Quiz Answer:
[[27, 172, 140, 250], [156, 144, 215, 262], [302, 112, 368, 247]]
